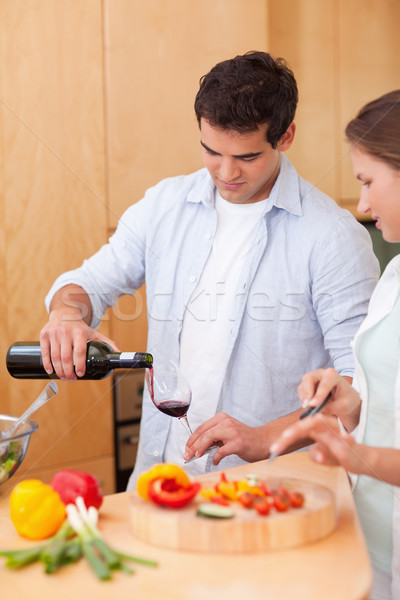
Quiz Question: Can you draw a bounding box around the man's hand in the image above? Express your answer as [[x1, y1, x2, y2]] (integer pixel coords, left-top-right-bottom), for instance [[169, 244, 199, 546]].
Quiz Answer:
[[269, 412, 383, 477], [183, 412, 271, 465], [40, 285, 119, 381]]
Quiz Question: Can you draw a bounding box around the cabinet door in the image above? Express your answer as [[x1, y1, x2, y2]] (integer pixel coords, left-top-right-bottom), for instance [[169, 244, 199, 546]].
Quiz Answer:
[[104, 0, 270, 350], [269, 0, 400, 215], [103, 0, 269, 228], [0, 456, 116, 498], [269, 0, 338, 200], [338, 0, 400, 212], [0, 1, 114, 490]]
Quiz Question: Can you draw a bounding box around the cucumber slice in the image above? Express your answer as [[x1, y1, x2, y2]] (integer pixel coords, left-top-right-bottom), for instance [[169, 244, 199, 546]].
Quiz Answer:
[[197, 503, 235, 519]]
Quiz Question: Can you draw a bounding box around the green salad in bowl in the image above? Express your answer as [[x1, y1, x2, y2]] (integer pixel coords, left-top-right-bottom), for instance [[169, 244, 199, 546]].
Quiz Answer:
[[0, 415, 38, 484]]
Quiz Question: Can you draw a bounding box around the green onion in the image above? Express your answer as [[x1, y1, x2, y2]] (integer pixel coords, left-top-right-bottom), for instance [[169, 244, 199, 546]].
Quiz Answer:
[[0, 496, 158, 580], [81, 540, 111, 580], [0, 545, 46, 568]]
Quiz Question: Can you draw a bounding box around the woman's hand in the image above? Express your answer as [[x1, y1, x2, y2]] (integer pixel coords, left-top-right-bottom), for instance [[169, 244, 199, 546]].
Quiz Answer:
[[183, 412, 270, 465], [270, 413, 400, 485], [298, 368, 361, 432], [269, 414, 359, 470]]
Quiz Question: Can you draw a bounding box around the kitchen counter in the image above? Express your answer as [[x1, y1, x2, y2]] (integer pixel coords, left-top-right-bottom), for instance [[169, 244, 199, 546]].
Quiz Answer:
[[0, 452, 372, 600]]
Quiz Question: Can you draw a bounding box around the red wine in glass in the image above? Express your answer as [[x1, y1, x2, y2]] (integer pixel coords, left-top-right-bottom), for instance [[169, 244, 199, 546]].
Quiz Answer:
[[146, 362, 193, 433], [145, 362, 219, 460], [157, 400, 191, 418]]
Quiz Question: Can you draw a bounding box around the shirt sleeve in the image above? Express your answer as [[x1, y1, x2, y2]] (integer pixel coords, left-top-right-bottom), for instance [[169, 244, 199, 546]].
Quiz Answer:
[[310, 215, 380, 376], [45, 199, 149, 329]]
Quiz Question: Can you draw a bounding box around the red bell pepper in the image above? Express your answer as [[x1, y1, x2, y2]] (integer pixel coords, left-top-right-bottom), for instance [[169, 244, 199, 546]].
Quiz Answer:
[[148, 477, 201, 509], [50, 469, 103, 510]]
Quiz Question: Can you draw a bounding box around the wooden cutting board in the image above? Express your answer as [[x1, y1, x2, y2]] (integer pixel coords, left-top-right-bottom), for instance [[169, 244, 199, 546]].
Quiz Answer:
[[129, 477, 336, 553]]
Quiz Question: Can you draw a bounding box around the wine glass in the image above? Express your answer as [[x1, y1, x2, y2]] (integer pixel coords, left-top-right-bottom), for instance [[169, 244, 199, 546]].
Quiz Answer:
[[145, 360, 218, 461], [145, 360, 192, 434]]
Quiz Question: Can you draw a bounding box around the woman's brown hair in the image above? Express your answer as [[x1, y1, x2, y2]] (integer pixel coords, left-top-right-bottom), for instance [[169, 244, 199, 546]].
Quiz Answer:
[[345, 90, 400, 169]]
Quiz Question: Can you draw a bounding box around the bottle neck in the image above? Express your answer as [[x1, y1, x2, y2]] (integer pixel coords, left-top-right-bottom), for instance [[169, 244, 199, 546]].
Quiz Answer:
[[107, 352, 152, 369]]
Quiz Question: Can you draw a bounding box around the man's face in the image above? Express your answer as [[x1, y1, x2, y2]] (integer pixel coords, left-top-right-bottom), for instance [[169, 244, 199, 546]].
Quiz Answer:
[[200, 118, 290, 204]]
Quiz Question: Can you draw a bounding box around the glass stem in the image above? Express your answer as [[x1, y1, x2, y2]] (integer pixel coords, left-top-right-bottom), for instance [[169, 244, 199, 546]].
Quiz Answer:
[[179, 416, 193, 435]]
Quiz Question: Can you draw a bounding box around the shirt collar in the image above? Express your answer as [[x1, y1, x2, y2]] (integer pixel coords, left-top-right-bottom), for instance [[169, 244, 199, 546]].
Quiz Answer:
[[186, 170, 216, 207], [185, 154, 303, 216], [268, 154, 303, 217]]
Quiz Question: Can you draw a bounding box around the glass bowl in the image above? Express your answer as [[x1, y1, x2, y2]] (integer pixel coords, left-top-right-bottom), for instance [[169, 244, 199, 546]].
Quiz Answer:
[[0, 415, 38, 485]]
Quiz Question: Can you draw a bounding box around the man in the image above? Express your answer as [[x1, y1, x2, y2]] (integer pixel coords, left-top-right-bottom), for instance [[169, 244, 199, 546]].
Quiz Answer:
[[40, 52, 379, 488]]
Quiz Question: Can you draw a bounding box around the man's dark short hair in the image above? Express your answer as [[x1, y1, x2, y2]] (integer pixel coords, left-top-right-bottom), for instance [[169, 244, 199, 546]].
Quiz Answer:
[[194, 51, 298, 149]]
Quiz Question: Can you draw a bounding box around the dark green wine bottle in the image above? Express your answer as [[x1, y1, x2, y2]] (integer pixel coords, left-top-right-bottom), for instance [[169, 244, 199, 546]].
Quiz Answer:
[[6, 341, 153, 380]]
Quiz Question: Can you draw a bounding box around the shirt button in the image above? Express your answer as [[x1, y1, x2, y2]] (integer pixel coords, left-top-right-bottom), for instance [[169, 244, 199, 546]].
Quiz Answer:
[[189, 275, 196, 283], [206, 232, 212, 240], [153, 450, 159, 457]]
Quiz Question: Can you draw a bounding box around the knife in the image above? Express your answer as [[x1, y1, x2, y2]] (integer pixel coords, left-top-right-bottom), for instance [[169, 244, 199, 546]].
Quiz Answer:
[[299, 392, 332, 419], [269, 392, 332, 462]]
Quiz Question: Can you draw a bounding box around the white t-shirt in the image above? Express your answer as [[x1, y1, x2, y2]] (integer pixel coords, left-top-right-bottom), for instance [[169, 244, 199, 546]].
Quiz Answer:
[[164, 191, 268, 473]]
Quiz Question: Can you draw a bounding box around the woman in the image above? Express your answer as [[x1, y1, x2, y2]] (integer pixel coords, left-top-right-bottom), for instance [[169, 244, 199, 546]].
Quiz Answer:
[[270, 90, 400, 600]]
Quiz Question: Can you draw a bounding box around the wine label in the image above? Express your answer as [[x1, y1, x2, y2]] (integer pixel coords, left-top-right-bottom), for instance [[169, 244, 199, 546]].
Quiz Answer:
[[119, 352, 138, 362]]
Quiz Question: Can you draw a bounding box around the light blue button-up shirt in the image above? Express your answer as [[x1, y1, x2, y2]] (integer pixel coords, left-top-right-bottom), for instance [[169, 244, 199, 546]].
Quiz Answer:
[[45, 156, 380, 487]]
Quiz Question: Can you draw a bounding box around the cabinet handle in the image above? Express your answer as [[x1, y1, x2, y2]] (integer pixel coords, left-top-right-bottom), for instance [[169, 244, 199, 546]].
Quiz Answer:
[[123, 435, 139, 445]]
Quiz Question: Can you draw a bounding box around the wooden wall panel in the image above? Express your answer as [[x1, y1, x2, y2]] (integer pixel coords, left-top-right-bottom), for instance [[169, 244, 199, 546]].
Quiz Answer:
[[0, 0, 114, 494], [104, 0, 269, 352], [104, 0, 269, 227], [268, 0, 338, 199], [269, 0, 400, 214], [2, 0, 398, 498], [337, 0, 400, 207], [0, 32, 7, 372], [0, 455, 115, 498]]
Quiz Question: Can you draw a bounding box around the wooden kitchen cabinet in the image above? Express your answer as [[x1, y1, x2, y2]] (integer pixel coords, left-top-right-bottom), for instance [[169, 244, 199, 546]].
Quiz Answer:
[[0, 455, 115, 498], [0, 0, 269, 495], [269, 0, 338, 201], [104, 0, 269, 345], [1, 1, 399, 499], [103, 0, 269, 228], [0, 1, 114, 495], [269, 0, 400, 216], [337, 0, 400, 210]]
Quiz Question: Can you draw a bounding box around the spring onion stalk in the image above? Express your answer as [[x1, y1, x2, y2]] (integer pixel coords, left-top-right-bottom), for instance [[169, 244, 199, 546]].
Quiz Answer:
[[0, 496, 157, 579], [66, 496, 158, 580], [0, 519, 75, 571]]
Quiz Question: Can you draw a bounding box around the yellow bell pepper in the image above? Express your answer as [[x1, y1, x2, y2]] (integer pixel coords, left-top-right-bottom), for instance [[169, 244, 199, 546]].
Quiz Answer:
[[9, 479, 66, 540], [217, 480, 239, 501], [236, 480, 265, 496], [136, 463, 190, 500], [200, 487, 218, 500]]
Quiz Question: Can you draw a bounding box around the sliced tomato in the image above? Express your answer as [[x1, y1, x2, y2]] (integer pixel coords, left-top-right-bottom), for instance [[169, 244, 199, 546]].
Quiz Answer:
[[210, 495, 230, 507], [253, 497, 271, 516], [238, 492, 254, 509], [289, 491, 305, 508], [272, 492, 290, 512], [275, 486, 290, 501]]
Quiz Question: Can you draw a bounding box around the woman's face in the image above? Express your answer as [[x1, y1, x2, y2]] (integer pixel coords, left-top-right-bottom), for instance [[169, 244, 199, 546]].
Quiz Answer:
[[351, 146, 400, 242]]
